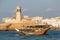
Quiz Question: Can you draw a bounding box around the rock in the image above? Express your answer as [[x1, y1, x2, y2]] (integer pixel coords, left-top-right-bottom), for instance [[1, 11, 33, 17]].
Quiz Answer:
[[0, 23, 11, 31]]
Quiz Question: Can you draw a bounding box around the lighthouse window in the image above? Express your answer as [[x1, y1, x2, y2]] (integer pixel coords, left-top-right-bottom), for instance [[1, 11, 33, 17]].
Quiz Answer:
[[17, 9, 20, 12]]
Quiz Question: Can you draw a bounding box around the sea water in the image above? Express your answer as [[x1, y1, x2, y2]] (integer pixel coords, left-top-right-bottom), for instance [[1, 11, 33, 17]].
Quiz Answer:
[[0, 30, 60, 40]]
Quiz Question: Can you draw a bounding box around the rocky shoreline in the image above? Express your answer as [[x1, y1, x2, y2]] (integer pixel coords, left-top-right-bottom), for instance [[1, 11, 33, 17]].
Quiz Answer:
[[0, 23, 22, 31], [0, 23, 60, 31]]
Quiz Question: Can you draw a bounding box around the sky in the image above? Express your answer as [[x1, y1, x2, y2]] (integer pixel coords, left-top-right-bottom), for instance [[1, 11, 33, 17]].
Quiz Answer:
[[0, 0, 60, 22]]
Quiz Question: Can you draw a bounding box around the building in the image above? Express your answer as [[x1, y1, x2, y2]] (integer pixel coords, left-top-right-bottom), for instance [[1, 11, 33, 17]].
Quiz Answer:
[[3, 6, 22, 23], [32, 16, 43, 24], [16, 6, 22, 23]]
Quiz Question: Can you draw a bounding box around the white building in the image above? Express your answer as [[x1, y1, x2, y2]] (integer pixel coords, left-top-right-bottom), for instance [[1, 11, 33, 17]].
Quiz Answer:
[[42, 18, 60, 27], [32, 16, 43, 24]]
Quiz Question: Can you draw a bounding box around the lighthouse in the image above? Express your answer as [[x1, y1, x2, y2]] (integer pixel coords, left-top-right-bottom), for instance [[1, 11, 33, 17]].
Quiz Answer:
[[16, 6, 22, 23]]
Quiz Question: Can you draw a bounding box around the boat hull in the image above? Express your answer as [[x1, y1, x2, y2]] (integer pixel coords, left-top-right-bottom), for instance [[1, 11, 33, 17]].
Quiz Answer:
[[19, 28, 50, 35]]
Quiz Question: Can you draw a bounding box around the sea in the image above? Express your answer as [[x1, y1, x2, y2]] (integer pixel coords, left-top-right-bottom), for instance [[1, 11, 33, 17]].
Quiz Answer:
[[0, 30, 60, 40]]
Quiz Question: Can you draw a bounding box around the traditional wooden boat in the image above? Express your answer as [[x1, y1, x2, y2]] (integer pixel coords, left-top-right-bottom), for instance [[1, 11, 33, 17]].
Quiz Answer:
[[15, 25, 50, 35]]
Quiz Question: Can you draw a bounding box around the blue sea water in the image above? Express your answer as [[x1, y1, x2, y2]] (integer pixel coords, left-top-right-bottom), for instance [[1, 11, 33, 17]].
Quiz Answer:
[[0, 30, 60, 40]]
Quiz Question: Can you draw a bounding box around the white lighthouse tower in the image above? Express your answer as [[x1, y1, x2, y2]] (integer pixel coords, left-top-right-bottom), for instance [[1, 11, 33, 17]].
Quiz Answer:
[[16, 6, 22, 23]]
